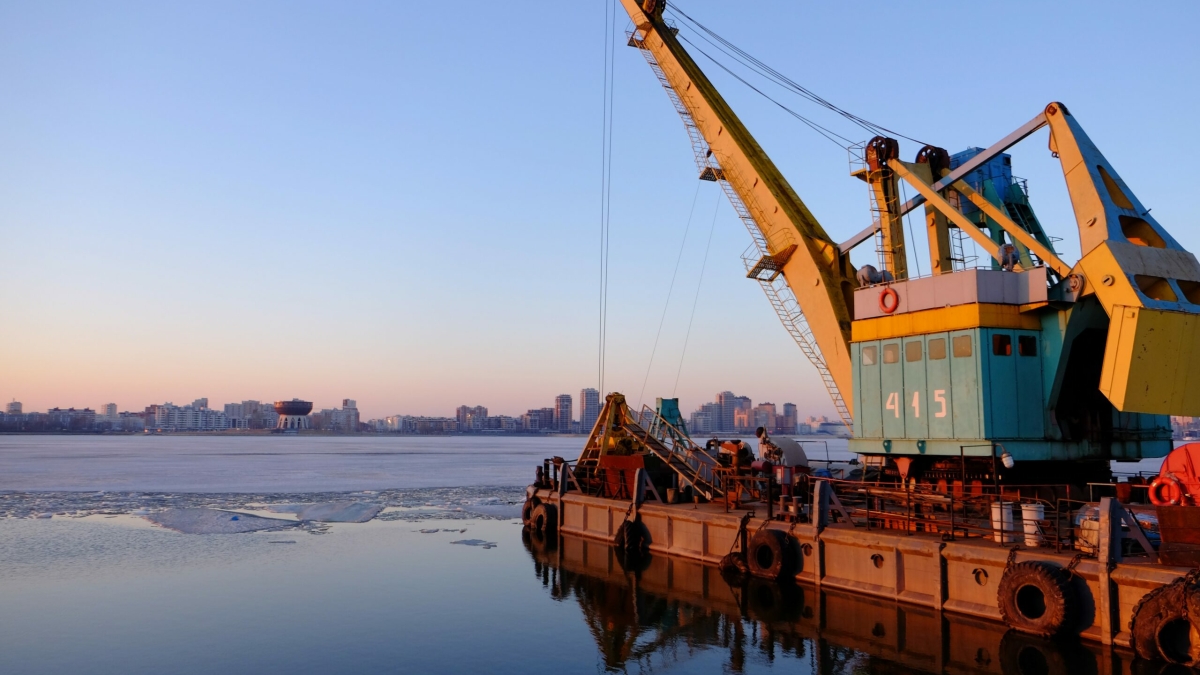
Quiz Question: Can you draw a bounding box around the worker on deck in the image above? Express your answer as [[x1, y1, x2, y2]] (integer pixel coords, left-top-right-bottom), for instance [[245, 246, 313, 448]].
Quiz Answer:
[[756, 427, 809, 469]]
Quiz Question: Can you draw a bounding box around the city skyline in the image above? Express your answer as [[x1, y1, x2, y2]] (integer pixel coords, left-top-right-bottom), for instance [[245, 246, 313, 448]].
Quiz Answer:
[[0, 386, 832, 435]]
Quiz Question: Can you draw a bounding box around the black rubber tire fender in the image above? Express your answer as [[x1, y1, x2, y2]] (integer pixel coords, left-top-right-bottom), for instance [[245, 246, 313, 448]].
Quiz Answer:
[[529, 502, 557, 535], [747, 529, 796, 581], [1130, 577, 1196, 664], [614, 519, 649, 557], [718, 552, 748, 584], [520, 497, 540, 526], [997, 561, 1078, 637]]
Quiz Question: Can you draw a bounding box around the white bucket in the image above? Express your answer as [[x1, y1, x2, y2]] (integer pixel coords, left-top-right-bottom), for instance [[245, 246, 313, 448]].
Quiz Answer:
[[1021, 503, 1045, 547], [991, 501, 1017, 544]]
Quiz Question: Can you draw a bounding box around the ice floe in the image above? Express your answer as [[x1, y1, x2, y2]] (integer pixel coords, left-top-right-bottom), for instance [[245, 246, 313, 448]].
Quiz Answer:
[[0, 486, 525, 531], [146, 508, 299, 534], [266, 502, 383, 523], [451, 539, 497, 549]]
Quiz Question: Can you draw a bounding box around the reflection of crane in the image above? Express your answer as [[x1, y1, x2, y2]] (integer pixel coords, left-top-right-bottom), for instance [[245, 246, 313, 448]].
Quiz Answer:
[[620, 1, 1200, 489]]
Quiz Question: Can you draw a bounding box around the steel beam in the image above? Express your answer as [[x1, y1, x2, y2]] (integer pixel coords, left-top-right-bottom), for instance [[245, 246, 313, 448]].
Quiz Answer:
[[839, 113, 1048, 254]]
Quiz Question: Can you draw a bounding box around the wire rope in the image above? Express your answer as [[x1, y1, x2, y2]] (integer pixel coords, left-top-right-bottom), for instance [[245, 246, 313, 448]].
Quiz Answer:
[[673, 192, 722, 397], [667, 3, 929, 146], [677, 35, 853, 150], [900, 180, 922, 278], [598, 0, 618, 396], [637, 181, 704, 411]]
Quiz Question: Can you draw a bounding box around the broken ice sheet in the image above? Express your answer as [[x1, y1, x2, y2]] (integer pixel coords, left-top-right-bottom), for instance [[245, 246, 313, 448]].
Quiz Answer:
[[265, 502, 383, 523], [451, 539, 497, 549], [146, 508, 299, 534]]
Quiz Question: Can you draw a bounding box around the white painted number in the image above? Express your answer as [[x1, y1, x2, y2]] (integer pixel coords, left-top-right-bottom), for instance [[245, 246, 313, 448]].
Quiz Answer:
[[934, 390, 947, 418], [911, 392, 920, 418], [886, 392, 899, 418]]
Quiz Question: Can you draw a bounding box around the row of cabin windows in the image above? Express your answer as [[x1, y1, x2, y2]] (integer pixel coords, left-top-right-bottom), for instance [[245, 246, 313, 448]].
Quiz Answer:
[[860, 333, 1037, 366]]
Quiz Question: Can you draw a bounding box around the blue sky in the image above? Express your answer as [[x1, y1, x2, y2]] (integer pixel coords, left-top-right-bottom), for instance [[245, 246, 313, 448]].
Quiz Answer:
[[2, 1, 1198, 419]]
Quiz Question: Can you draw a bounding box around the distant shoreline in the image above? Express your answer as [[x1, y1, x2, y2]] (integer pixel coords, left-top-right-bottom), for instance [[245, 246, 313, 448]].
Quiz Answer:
[[0, 430, 592, 437]]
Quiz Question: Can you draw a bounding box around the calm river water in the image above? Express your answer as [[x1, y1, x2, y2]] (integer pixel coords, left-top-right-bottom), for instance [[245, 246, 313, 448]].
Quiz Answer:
[[0, 434, 1137, 674]]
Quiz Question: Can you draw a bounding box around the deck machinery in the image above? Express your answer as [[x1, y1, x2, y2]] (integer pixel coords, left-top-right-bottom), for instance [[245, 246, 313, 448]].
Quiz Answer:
[[619, 0, 1200, 491]]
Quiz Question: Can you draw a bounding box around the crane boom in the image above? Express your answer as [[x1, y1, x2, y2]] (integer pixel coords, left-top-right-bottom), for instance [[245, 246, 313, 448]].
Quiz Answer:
[[620, 0, 857, 416]]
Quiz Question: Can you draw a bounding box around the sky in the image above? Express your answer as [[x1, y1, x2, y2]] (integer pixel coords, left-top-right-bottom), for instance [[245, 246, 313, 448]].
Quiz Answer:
[[2, 1, 1198, 420]]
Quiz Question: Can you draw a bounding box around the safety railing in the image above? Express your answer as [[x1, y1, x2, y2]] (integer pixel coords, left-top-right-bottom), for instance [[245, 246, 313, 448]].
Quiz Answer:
[[631, 406, 722, 499]]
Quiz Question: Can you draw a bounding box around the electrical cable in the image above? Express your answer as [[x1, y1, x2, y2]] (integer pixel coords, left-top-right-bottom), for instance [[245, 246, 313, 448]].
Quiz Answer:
[[637, 181, 704, 411], [673, 192, 722, 397]]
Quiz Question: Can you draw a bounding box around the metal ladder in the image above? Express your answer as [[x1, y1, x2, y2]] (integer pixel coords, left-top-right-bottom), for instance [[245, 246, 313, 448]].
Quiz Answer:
[[631, 34, 853, 431], [631, 407, 721, 499]]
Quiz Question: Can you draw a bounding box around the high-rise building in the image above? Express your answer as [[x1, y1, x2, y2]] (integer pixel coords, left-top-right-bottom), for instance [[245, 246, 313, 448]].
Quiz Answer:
[[714, 392, 752, 433], [456, 405, 488, 432], [752, 402, 776, 432], [100, 403, 118, 420], [6, 401, 22, 414], [715, 392, 736, 432], [554, 394, 573, 432], [222, 400, 279, 429], [522, 407, 556, 431], [341, 399, 360, 432], [579, 388, 600, 433], [689, 402, 723, 435], [192, 398, 209, 410], [781, 403, 798, 434], [145, 402, 228, 431], [311, 400, 360, 433]]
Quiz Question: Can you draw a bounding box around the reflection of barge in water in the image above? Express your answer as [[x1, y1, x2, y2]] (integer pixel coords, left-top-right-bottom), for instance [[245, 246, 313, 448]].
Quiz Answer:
[[525, 527, 1116, 674]]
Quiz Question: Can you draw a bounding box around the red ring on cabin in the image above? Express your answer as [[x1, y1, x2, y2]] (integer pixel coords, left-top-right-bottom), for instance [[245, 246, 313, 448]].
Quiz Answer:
[[1149, 475, 1183, 506], [879, 287, 900, 314]]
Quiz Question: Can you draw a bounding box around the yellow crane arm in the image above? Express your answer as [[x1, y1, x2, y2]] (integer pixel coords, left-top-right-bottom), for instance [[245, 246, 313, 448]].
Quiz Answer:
[[620, 0, 857, 407]]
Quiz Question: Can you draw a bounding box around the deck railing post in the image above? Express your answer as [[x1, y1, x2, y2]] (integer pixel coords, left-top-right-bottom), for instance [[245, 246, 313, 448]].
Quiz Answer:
[[812, 480, 829, 588], [1097, 496, 1119, 646], [949, 493, 956, 541]]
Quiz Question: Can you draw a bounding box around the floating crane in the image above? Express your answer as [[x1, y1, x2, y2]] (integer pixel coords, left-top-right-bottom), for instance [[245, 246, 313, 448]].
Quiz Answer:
[[620, 0, 1200, 490]]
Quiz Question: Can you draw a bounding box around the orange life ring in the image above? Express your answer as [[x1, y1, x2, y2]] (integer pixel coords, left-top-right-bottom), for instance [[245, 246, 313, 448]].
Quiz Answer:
[[1149, 475, 1183, 506], [879, 287, 900, 314]]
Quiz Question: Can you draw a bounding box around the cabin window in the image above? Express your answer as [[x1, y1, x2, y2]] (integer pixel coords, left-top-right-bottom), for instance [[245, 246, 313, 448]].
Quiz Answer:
[[928, 338, 947, 360], [905, 341, 923, 363], [952, 335, 973, 358], [861, 345, 878, 366], [1018, 335, 1038, 357], [882, 344, 899, 364], [993, 334, 1013, 356]]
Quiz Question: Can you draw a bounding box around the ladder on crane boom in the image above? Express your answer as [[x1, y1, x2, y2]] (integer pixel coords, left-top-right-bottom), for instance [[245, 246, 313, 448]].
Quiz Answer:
[[621, 0, 857, 428]]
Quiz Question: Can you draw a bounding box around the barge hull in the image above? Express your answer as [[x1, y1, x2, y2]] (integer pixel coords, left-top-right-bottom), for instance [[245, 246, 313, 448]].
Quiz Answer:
[[532, 487, 1188, 648]]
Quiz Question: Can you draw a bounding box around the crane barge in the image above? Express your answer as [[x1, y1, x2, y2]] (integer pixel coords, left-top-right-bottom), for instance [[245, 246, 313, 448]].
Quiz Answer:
[[524, 1, 1200, 665]]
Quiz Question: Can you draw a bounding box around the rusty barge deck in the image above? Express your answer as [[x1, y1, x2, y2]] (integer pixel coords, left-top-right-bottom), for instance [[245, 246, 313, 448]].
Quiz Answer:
[[527, 484, 1187, 651]]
